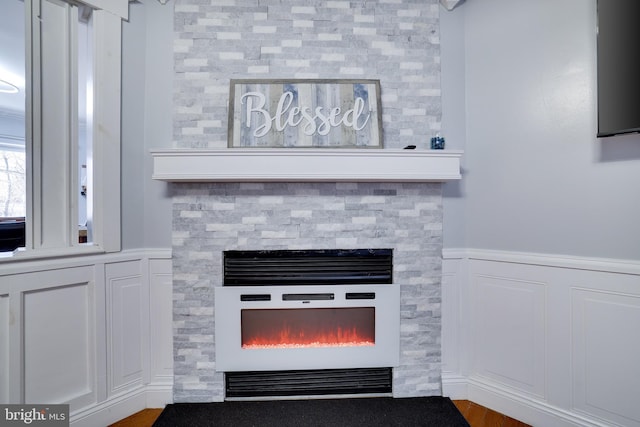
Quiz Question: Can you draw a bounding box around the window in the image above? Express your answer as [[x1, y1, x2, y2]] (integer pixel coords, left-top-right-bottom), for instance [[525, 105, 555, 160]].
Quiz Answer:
[[0, 138, 26, 219], [0, 0, 127, 259], [0, 0, 26, 252]]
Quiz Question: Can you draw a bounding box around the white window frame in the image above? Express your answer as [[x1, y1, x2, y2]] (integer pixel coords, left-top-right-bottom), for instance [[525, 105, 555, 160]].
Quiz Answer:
[[1, 0, 127, 261]]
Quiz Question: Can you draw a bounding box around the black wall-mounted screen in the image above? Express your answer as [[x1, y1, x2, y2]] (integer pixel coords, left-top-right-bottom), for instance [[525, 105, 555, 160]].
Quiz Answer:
[[596, 0, 640, 137]]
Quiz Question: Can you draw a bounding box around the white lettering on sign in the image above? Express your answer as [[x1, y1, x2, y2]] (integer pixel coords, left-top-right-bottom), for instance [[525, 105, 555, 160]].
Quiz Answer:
[[241, 91, 372, 138]]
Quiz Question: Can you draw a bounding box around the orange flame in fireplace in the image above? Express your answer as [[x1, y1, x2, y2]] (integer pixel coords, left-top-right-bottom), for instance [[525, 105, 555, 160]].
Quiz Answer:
[[241, 307, 376, 349], [242, 325, 374, 349]]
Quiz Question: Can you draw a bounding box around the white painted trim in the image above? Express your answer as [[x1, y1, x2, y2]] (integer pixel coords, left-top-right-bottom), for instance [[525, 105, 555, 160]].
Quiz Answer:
[[441, 373, 468, 400], [12, 0, 126, 261], [0, 249, 173, 425], [151, 148, 463, 182], [441, 249, 640, 427], [70, 386, 148, 427], [443, 247, 640, 275], [91, 9, 123, 253], [76, 0, 129, 19], [440, 0, 465, 11], [441, 248, 468, 260], [0, 248, 171, 276], [145, 383, 174, 408], [467, 377, 616, 427]]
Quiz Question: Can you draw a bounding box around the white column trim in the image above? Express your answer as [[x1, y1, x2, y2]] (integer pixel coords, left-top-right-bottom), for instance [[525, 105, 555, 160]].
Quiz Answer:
[[440, 0, 465, 11]]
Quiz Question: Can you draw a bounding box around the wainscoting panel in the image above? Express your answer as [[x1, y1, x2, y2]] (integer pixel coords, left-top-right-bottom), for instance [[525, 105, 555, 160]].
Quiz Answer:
[[107, 261, 145, 395], [472, 274, 546, 399], [443, 249, 640, 427], [442, 258, 462, 376], [0, 294, 9, 403], [572, 287, 640, 426], [22, 267, 95, 410], [0, 250, 172, 427], [441, 256, 470, 399], [149, 259, 173, 386]]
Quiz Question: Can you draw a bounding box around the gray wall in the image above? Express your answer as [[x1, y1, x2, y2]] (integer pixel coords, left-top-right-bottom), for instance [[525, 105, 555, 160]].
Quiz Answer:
[[440, 5, 466, 249], [123, 0, 640, 261], [122, 1, 173, 250], [441, 0, 640, 260]]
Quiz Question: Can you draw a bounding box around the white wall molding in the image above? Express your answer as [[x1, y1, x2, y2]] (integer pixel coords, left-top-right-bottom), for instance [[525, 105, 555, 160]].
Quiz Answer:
[[70, 386, 148, 427], [145, 383, 173, 409], [444, 247, 640, 275], [441, 248, 640, 427], [69, 383, 172, 427], [0, 248, 173, 426], [0, 248, 171, 276], [440, 0, 465, 11], [467, 377, 614, 427], [441, 373, 468, 400]]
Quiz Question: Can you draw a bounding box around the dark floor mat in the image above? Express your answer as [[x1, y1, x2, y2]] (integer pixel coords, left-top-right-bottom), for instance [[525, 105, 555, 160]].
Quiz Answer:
[[153, 396, 470, 427]]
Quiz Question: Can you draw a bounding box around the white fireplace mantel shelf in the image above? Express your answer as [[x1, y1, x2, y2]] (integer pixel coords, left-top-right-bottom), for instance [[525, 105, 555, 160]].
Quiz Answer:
[[150, 148, 463, 183]]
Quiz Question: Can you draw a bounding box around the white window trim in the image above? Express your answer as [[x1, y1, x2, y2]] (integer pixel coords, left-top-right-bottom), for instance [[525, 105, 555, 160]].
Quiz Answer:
[[2, 0, 127, 262]]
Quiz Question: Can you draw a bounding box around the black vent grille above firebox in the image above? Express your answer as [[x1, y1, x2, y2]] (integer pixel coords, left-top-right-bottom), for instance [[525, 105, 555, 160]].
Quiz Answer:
[[224, 249, 392, 286]]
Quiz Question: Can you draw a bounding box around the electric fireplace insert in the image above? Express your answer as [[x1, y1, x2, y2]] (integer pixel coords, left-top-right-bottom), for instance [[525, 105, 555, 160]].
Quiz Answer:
[[214, 249, 400, 397]]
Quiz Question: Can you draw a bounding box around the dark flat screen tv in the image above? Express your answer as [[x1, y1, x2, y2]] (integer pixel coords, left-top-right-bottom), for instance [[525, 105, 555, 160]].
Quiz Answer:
[[596, 0, 640, 137], [0, 220, 25, 252]]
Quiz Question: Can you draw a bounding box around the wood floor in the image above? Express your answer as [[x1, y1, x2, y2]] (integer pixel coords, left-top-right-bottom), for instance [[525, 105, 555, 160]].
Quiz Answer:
[[109, 400, 532, 427], [453, 400, 532, 427], [109, 408, 163, 427]]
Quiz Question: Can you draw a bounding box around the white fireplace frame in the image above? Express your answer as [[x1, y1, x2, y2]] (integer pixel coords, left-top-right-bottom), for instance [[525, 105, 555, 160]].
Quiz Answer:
[[214, 284, 400, 372]]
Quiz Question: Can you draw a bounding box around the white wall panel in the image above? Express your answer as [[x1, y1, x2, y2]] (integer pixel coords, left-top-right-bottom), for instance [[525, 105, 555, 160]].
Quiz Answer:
[[107, 261, 144, 394], [23, 273, 94, 409], [441, 258, 462, 375], [35, 0, 73, 249], [572, 289, 640, 426], [0, 294, 9, 402], [453, 251, 640, 427], [442, 256, 469, 399], [149, 259, 173, 384], [472, 275, 546, 399], [0, 250, 171, 425]]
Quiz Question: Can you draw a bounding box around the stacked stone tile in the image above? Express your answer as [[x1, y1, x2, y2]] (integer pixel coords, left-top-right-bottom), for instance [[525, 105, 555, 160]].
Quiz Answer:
[[171, 0, 443, 402], [173, 0, 441, 149], [172, 183, 443, 401]]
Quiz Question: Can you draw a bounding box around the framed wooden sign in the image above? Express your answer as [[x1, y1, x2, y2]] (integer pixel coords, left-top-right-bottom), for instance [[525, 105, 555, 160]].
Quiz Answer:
[[228, 79, 382, 148]]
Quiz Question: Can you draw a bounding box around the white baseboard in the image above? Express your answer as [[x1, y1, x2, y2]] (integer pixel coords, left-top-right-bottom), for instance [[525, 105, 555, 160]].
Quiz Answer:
[[467, 377, 619, 427], [441, 373, 468, 400], [443, 373, 624, 427], [146, 383, 174, 408], [70, 384, 172, 426], [71, 388, 148, 427]]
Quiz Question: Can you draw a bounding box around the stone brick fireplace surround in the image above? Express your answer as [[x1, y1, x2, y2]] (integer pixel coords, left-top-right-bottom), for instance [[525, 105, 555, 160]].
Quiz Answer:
[[171, 182, 444, 401], [165, 0, 456, 403]]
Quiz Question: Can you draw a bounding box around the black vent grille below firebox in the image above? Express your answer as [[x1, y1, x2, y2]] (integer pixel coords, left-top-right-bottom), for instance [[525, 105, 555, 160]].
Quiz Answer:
[[223, 249, 392, 286], [225, 368, 392, 398]]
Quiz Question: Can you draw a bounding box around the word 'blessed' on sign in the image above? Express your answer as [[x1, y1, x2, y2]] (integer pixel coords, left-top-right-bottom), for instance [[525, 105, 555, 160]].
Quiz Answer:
[[241, 91, 372, 137], [229, 80, 382, 148]]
